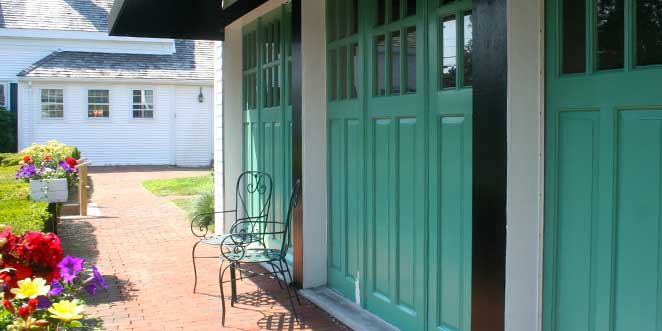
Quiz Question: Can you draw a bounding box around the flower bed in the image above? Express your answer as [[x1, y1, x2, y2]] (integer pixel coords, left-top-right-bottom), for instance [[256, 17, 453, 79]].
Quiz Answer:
[[0, 141, 81, 233], [0, 227, 105, 330], [0, 167, 50, 233]]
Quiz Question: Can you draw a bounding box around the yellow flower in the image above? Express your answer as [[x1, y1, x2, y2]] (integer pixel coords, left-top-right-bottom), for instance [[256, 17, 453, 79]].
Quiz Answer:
[[10, 278, 50, 299], [48, 300, 84, 322]]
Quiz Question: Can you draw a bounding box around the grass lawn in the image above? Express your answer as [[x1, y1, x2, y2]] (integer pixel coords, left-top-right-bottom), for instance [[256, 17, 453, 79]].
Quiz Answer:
[[143, 175, 212, 197], [172, 198, 196, 216], [143, 175, 214, 231]]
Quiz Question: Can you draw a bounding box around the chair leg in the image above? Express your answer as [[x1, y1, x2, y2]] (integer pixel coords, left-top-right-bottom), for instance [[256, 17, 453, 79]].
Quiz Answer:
[[191, 241, 201, 293], [282, 260, 301, 305], [219, 264, 228, 327], [230, 264, 238, 306], [272, 263, 300, 324]]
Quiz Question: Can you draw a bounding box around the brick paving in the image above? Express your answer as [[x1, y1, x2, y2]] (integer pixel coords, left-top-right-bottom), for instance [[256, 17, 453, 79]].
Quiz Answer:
[[59, 166, 350, 331]]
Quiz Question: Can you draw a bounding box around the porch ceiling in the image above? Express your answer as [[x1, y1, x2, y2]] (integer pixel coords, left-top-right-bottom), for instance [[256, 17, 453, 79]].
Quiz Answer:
[[108, 0, 269, 41]]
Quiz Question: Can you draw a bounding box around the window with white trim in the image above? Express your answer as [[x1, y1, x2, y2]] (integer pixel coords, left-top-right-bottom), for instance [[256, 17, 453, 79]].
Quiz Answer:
[[41, 89, 64, 118], [132, 89, 154, 118], [88, 89, 110, 118]]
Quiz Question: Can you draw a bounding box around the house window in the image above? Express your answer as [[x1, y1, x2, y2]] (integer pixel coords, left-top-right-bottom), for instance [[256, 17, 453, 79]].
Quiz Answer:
[[0, 84, 6, 109], [41, 89, 64, 118], [132, 89, 154, 118], [88, 89, 110, 118]]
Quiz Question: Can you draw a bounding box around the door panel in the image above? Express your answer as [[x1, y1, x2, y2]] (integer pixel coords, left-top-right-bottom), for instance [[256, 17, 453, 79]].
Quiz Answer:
[[614, 110, 662, 331], [326, 1, 473, 330], [545, 0, 662, 330], [241, 5, 293, 248]]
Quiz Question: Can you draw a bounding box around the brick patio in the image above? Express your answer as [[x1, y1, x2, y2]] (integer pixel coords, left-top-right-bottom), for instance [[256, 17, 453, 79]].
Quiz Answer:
[[59, 166, 350, 331]]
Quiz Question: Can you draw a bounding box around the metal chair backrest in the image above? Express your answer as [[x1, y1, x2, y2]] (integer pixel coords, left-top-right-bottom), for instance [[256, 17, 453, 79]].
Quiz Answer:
[[227, 179, 300, 258], [233, 171, 273, 234]]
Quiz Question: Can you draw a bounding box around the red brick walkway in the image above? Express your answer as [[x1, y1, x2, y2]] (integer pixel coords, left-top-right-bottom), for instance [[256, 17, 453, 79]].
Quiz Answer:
[[59, 166, 350, 331]]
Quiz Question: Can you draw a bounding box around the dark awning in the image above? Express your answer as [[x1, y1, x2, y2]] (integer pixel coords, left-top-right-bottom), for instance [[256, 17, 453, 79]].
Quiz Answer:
[[109, 0, 269, 41]]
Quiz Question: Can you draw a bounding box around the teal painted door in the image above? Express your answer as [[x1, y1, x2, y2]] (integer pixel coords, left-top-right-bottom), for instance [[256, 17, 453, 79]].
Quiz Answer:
[[327, 1, 473, 330], [544, 0, 662, 330], [242, 5, 293, 249]]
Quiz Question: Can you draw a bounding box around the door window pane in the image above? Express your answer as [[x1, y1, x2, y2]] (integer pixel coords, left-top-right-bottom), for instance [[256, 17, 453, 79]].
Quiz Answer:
[[562, 0, 586, 73], [328, 0, 337, 41], [377, 0, 386, 26], [637, 0, 662, 66], [330, 49, 338, 100], [391, 31, 401, 94], [338, 0, 347, 39], [391, 0, 400, 22], [406, 0, 416, 16], [376, 34, 386, 96], [341, 46, 348, 99], [351, 43, 359, 98], [597, 0, 625, 70], [350, 0, 359, 35], [463, 11, 473, 86], [441, 15, 457, 89], [406, 26, 417, 93]]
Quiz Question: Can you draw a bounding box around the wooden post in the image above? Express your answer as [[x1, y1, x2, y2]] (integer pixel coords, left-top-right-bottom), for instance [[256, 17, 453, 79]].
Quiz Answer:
[[78, 164, 88, 216]]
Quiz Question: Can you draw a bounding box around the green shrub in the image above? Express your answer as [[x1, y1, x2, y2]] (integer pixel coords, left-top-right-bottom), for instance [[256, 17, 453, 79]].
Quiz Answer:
[[0, 154, 21, 167], [0, 109, 16, 153], [191, 188, 215, 229], [0, 166, 50, 233], [20, 140, 80, 161]]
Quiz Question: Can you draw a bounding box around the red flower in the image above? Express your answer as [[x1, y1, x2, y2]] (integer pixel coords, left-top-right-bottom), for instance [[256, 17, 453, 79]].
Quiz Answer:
[[17, 305, 29, 320], [27, 299, 38, 313], [44, 155, 52, 161], [22, 155, 31, 164], [3, 299, 15, 314], [65, 157, 78, 168]]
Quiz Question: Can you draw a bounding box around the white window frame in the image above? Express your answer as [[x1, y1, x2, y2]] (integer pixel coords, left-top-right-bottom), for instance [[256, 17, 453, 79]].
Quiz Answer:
[[0, 82, 8, 110], [40, 88, 64, 119], [87, 88, 111, 119], [132, 89, 155, 119]]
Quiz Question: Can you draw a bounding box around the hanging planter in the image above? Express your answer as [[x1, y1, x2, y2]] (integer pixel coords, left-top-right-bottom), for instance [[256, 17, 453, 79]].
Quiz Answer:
[[29, 178, 69, 203]]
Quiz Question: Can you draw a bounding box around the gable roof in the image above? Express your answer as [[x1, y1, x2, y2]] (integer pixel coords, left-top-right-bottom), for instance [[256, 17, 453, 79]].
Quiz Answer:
[[0, 0, 112, 32], [17, 39, 214, 82]]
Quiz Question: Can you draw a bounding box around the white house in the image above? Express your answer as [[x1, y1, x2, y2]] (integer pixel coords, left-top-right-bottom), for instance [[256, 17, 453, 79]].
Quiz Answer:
[[0, 0, 215, 166]]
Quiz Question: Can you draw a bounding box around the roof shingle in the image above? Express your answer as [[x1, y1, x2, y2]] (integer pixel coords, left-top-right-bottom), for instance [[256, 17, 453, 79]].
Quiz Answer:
[[18, 39, 214, 81], [0, 0, 113, 32]]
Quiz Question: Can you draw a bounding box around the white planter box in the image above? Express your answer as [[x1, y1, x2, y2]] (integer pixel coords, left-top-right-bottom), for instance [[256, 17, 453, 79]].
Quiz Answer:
[[29, 179, 69, 203]]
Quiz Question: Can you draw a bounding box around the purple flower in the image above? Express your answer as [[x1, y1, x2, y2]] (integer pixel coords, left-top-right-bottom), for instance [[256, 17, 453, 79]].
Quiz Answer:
[[83, 283, 97, 296], [48, 280, 64, 296], [82, 266, 107, 296], [92, 266, 107, 290], [58, 160, 71, 172], [58, 256, 85, 284], [37, 296, 52, 309], [15, 163, 37, 180]]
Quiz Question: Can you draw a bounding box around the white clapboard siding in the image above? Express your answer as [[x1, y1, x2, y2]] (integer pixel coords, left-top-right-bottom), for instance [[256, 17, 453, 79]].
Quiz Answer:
[[175, 86, 213, 167], [21, 82, 213, 166], [0, 36, 173, 82]]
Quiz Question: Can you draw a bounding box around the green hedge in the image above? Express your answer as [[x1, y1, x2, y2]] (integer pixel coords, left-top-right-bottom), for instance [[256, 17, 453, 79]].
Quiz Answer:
[[0, 109, 17, 153], [0, 166, 50, 233]]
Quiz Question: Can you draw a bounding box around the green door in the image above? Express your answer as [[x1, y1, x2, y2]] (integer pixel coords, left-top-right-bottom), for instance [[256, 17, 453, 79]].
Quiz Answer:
[[242, 5, 293, 249], [327, 1, 473, 330], [544, 1, 662, 330]]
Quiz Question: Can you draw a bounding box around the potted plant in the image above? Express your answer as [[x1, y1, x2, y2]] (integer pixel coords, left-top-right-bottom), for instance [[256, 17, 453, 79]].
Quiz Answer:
[[16, 153, 79, 203]]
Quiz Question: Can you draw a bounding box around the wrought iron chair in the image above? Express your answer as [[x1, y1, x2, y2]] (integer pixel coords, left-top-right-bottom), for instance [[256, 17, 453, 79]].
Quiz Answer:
[[191, 171, 273, 293], [218, 180, 302, 326]]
